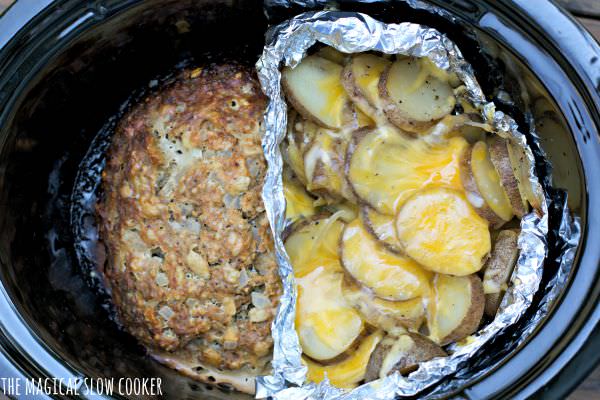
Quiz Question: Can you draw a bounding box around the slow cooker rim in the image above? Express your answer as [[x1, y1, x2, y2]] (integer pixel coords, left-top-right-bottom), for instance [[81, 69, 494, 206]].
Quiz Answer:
[[0, 1, 598, 399]]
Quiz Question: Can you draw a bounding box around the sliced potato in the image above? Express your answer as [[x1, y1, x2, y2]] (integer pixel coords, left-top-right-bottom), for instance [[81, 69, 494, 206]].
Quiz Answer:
[[303, 128, 354, 202], [395, 187, 491, 276], [285, 214, 345, 278], [483, 229, 520, 317], [459, 144, 503, 228], [341, 218, 431, 301], [471, 141, 514, 221], [304, 330, 383, 388], [282, 55, 349, 129], [427, 274, 485, 345], [346, 126, 468, 215], [460, 142, 510, 228], [296, 267, 364, 361], [284, 113, 318, 183], [506, 139, 542, 211], [364, 333, 446, 382], [361, 206, 401, 254], [488, 136, 528, 218], [342, 277, 425, 332], [283, 170, 316, 223], [341, 54, 390, 120], [379, 57, 456, 133], [316, 46, 347, 65]]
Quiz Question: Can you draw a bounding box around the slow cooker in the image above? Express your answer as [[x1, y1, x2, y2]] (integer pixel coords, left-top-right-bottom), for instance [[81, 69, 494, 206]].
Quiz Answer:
[[0, 0, 598, 399]]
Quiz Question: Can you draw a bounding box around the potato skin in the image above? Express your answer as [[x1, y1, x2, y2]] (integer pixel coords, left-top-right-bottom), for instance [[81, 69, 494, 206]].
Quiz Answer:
[[483, 229, 520, 317], [488, 136, 528, 218], [438, 274, 485, 345], [459, 144, 506, 229], [378, 64, 436, 133], [364, 333, 446, 382]]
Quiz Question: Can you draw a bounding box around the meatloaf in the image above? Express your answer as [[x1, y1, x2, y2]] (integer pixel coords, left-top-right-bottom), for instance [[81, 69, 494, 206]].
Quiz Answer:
[[96, 64, 281, 389]]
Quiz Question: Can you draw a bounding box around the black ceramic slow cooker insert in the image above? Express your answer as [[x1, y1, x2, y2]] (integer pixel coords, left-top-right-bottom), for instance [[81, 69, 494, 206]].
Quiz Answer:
[[0, 1, 598, 399]]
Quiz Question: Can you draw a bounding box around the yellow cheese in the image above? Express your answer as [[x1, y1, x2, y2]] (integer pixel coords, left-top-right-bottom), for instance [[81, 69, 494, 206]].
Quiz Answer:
[[304, 330, 383, 388], [341, 219, 431, 301], [283, 177, 316, 222], [296, 267, 363, 361], [395, 187, 491, 275], [348, 126, 468, 215], [285, 214, 345, 278]]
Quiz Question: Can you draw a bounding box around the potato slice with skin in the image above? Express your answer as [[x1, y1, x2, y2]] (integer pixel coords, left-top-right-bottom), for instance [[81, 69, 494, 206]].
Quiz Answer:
[[304, 330, 383, 388], [296, 267, 364, 361], [285, 214, 345, 278], [488, 136, 529, 218], [346, 126, 468, 215], [395, 187, 491, 276], [427, 274, 485, 345], [283, 171, 316, 223], [379, 57, 456, 133], [342, 277, 425, 332], [303, 128, 355, 202], [361, 206, 402, 254], [341, 218, 431, 301], [316, 46, 348, 65], [460, 143, 508, 228], [341, 54, 390, 121], [471, 141, 514, 221], [506, 139, 542, 211], [483, 230, 520, 317], [364, 333, 446, 382], [282, 55, 349, 129]]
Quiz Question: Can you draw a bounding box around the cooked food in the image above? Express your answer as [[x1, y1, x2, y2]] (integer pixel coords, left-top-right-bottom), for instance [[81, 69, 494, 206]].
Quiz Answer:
[[460, 141, 514, 227], [506, 138, 542, 211], [296, 267, 364, 361], [341, 54, 390, 121], [342, 278, 425, 332], [364, 333, 446, 381], [379, 57, 456, 132], [279, 46, 532, 387], [488, 137, 529, 218], [482, 230, 520, 317], [97, 64, 281, 393], [361, 206, 402, 254], [304, 331, 383, 388], [346, 126, 468, 215], [395, 187, 491, 276], [427, 274, 485, 345], [340, 218, 431, 301], [284, 214, 345, 278], [282, 55, 350, 129]]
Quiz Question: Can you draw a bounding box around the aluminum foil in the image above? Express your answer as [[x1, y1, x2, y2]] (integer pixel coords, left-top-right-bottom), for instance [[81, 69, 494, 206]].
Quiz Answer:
[[255, 10, 579, 399]]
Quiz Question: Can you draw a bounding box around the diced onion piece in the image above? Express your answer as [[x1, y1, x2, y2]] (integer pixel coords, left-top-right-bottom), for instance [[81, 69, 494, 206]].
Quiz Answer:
[[395, 187, 491, 276]]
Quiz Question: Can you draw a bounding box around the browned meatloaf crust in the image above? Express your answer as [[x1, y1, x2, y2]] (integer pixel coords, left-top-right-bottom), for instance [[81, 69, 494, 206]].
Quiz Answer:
[[96, 64, 281, 374]]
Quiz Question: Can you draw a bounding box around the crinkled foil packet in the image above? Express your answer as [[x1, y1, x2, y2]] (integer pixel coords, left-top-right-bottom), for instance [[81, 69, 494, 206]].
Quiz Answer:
[[255, 9, 581, 400]]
